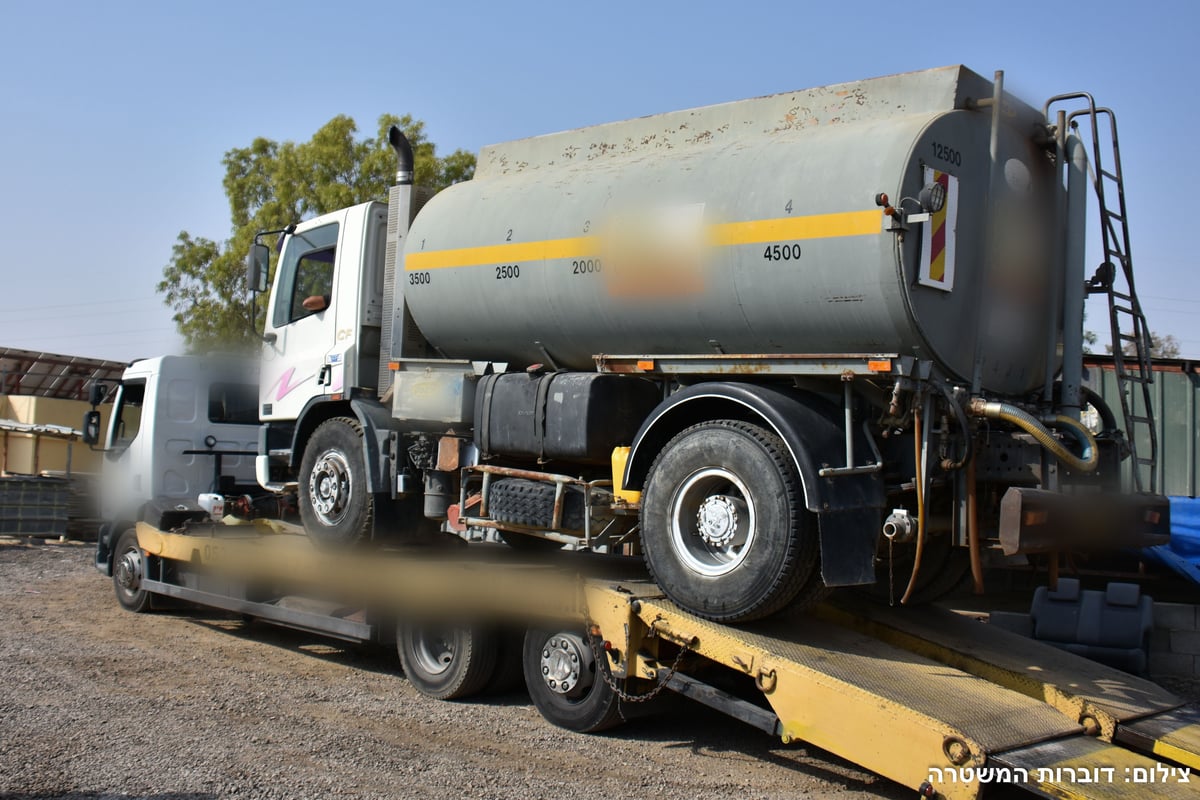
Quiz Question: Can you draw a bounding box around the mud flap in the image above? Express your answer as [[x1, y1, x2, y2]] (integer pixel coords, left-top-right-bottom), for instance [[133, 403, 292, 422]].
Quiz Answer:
[[819, 507, 881, 586]]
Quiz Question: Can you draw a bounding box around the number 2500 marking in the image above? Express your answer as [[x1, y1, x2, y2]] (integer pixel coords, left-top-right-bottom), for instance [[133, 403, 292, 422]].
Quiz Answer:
[[495, 264, 520, 279]]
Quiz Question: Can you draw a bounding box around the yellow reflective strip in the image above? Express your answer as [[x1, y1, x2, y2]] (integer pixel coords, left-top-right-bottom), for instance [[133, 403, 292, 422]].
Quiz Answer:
[[709, 209, 882, 246], [404, 209, 882, 271], [1152, 723, 1200, 771], [405, 236, 600, 271]]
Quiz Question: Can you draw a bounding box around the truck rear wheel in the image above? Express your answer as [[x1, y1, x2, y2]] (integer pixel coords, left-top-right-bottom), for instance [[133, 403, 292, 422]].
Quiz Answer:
[[639, 420, 818, 623], [112, 528, 152, 613], [522, 628, 623, 732], [298, 417, 372, 546], [397, 624, 497, 700]]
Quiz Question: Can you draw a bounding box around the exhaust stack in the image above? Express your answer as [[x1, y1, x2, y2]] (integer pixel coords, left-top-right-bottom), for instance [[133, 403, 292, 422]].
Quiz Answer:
[[389, 125, 414, 186]]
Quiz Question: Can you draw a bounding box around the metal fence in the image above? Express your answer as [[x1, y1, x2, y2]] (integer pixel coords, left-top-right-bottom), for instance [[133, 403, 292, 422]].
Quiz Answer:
[[1084, 356, 1199, 498]]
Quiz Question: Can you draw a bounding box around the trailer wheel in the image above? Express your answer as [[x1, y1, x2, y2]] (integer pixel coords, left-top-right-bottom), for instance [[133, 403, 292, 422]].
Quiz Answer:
[[523, 628, 622, 732], [112, 528, 152, 613], [299, 417, 373, 546], [640, 420, 818, 623], [397, 624, 497, 700]]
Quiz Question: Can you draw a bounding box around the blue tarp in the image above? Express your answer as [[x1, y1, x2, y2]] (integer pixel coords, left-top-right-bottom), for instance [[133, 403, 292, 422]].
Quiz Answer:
[[1146, 497, 1200, 586]]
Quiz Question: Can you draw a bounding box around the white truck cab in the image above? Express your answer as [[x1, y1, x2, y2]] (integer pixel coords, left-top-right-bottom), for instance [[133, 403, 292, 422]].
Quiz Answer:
[[259, 203, 388, 424], [92, 354, 259, 576]]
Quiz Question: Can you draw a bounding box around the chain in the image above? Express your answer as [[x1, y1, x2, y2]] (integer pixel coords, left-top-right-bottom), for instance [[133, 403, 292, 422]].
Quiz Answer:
[[583, 610, 692, 705]]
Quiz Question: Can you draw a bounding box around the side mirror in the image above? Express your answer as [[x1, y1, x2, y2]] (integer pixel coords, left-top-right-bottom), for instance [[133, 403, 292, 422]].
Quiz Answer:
[[81, 410, 102, 446], [88, 382, 107, 407], [246, 243, 270, 293]]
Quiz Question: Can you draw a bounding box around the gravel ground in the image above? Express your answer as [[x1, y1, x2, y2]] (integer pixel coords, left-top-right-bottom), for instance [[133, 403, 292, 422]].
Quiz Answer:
[[0, 540, 909, 800]]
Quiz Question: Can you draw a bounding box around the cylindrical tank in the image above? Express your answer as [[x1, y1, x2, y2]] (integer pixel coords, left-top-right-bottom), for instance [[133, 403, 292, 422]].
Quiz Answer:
[[401, 66, 1057, 396]]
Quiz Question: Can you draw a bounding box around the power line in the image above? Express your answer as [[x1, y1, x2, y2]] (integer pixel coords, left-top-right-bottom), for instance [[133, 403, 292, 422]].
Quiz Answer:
[[1, 327, 177, 344], [0, 295, 161, 314]]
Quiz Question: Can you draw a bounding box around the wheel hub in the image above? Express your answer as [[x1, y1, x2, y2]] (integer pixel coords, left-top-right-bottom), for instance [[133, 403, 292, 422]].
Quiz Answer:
[[411, 629, 456, 676], [670, 468, 757, 577], [540, 633, 593, 696], [309, 451, 352, 525], [115, 547, 141, 592], [696, 495, 741, 546]]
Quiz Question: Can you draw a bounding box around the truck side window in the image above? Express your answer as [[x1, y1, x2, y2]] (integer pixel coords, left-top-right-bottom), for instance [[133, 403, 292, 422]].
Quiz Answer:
[[208, 383, 259, 425], [272, 222, 340, 327], [109, 380, 146, 451]]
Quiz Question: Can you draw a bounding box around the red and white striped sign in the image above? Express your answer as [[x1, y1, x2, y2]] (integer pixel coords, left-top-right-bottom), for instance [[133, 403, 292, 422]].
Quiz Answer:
[[919, 167, 958, 291]]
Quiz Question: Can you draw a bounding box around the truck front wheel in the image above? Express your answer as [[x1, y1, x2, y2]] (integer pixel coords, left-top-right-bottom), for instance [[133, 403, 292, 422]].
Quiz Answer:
[[112, 528, 152, 613], [639, 420, 819, 623], [298, 417, 373, 546]]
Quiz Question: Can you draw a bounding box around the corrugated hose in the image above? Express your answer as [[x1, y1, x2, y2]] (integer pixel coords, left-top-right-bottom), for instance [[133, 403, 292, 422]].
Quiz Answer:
[[968, 399, 1098, 473]]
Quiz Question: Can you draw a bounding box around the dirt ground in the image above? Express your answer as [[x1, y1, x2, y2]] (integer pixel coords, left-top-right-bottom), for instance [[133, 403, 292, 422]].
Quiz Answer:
[[0, 540, 913, 800]]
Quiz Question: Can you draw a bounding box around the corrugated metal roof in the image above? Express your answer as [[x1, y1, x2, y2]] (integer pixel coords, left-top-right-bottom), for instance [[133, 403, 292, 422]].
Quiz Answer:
[[0, 348, 127, 401]]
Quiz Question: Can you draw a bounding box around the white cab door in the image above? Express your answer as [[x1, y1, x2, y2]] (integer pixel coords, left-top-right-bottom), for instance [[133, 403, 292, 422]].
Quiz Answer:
[[261, 217, 343, 421]]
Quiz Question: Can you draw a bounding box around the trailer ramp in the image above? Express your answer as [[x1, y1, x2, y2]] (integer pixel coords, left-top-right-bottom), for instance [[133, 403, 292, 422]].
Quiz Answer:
[[132, 525, 1198, 799], [587, 585, 1200, 800]]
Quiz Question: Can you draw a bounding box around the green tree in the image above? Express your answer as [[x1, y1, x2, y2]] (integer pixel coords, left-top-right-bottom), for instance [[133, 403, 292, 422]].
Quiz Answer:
[[158, 115, 474, 351], [1106, 331, 1181, 359]]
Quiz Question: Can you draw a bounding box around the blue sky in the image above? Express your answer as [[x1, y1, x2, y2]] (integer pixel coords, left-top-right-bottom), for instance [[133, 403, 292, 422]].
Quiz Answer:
[[1, 0, 1196, 361]]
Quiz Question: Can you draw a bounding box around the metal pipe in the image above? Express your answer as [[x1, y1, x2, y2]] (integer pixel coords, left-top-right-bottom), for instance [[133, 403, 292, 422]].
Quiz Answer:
[[388, 125, 414, 185], [843, 380, 854, 469], [900, 399, 928, 605], [971, 70, 1005, 396], [966, 454, 984, 595], [1060, 134, 1089, 420], [1042, 109, 1069, 406]]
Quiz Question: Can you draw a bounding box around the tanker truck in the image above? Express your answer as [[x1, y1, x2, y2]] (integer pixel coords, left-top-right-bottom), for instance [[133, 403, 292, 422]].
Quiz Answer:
[[246, 65, 1168, 623]]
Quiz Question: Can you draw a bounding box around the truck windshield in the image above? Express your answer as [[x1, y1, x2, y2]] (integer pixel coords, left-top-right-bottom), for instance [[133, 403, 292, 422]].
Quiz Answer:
[[109, 380, 145, 451]]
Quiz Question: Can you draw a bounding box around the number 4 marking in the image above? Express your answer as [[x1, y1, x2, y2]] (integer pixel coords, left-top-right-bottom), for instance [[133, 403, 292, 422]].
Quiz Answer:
[[785, 199, 793, 214]]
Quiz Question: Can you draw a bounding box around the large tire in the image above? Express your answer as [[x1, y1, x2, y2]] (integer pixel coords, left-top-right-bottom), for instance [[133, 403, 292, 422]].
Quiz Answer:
[[397, 624, 497, 700], [298, 417, 373, 546], [489, 478, 586, 531], [523, 627, 623, 733], [640, 420, 819, 623], [112, 528, 152, 613]]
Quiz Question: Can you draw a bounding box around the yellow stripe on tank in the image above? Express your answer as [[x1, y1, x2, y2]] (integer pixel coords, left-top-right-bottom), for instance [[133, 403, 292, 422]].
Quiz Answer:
[[404, 209, 882, 271]]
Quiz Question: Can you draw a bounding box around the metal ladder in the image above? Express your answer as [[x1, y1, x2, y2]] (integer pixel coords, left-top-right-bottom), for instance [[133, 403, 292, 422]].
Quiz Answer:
[[1061, 100, 1158, 492]]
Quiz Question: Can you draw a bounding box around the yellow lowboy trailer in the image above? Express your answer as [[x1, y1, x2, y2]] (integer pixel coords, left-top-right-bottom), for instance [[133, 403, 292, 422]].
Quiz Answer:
[[129, 522, 1200, 800]]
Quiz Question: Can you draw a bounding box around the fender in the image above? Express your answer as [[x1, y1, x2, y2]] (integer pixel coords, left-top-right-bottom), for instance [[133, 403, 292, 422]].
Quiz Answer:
[[288, 395, 399, 495], [623, 382, 885, 586], [349, 397, 400, 495]]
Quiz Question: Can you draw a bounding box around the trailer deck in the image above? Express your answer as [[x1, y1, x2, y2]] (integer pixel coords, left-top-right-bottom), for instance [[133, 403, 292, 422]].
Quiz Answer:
[[132, 522, 1199, 799]]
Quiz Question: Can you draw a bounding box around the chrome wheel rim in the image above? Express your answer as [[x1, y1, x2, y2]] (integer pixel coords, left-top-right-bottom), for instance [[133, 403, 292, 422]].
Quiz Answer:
[[115, 544, 142, 598], [669, 467, 755, 577], [309, 450, 352, 526], [540, 633, 593, 697]]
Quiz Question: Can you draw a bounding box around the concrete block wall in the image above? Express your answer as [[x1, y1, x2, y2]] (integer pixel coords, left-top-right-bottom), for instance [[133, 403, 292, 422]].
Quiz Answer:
[[1149, 602, 1200, 679]]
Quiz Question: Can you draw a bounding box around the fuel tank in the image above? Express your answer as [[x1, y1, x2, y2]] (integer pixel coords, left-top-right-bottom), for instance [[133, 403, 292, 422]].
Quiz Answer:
[[400, 66, 1057, 395]]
